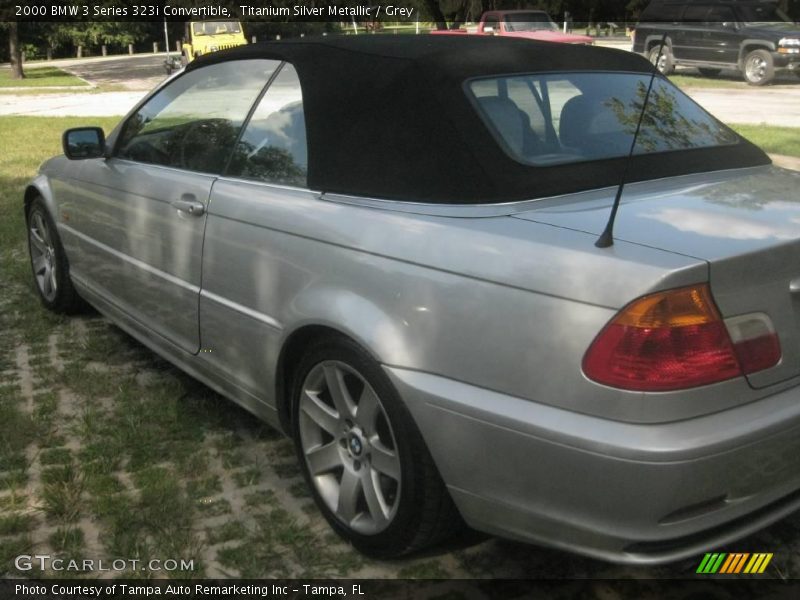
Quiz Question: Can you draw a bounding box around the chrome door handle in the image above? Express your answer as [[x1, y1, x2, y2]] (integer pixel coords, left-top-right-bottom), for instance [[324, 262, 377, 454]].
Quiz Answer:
[[171, 195, 205, 216]]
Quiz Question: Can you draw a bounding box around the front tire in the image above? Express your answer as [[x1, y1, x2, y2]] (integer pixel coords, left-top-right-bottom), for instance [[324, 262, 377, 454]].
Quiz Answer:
[[27, 196, 82, 313], [743, 49, 774, 86], [648, 43, 674, 75], [291, 336, 461, 558]]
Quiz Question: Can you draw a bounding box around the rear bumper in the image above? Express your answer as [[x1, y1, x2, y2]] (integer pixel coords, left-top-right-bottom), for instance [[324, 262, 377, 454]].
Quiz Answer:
[[386, 366, 800, 564]]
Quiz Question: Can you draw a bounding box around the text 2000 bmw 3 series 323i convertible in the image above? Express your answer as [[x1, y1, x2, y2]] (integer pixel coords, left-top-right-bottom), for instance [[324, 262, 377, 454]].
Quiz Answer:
[[23, 35, 800, 563]]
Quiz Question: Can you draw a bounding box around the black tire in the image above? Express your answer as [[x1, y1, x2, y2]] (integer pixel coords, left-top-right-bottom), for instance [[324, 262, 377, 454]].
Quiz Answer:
[[698, 67, 722, 77], [26, 196, 83, 313], [648, 43, 674, 75], [742, 49, 774, 86], [291, 335, 462, 558]]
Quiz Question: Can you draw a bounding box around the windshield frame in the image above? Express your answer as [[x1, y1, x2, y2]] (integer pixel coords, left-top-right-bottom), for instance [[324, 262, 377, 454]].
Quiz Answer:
[[192, 21, 243, 37]]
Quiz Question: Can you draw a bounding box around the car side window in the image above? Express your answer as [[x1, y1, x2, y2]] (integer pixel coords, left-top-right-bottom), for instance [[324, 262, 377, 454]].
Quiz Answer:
[[705, 5, 736, 23], [644, 2, 684, 22], [226, 63, 307, 187], [115, 59, 279, 174], [682, 4, 709, 22]]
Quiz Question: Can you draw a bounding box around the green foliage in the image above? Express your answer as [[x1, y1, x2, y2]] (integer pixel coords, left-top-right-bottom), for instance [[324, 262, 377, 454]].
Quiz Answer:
[[730, 124, 800, 158]]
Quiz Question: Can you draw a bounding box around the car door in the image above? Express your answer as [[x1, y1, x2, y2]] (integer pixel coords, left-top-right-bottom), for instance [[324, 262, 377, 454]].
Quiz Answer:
[[673, 3, 709, 61], [198, 62, 310, 400], [62, 59, 280, 353], [703, 4, 740, 65]]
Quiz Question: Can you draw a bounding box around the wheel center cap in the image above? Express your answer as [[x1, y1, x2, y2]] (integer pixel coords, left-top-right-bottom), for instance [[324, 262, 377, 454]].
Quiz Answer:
[[348, 434, 363, 456]]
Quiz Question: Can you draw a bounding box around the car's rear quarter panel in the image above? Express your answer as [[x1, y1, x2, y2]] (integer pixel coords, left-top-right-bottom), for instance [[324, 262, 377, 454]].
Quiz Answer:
[[197, 178, 722, 425]]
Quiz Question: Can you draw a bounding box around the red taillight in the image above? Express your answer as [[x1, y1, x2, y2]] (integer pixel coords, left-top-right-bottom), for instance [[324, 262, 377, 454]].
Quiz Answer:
[[583, 284, 780, 391]]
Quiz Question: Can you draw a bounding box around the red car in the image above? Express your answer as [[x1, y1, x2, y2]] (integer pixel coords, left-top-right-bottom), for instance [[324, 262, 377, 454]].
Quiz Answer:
[[432, 10, 594, 45]]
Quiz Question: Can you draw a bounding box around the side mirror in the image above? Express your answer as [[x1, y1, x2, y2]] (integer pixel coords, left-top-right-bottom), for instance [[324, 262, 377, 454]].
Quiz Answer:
[[484, 26, 495, 34], [63, 127, 106, 160], [721, 21, 737, 30]]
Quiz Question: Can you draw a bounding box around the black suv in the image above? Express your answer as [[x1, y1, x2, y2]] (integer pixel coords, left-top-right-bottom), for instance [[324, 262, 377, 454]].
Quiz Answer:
[[633, 0, 800, 85]]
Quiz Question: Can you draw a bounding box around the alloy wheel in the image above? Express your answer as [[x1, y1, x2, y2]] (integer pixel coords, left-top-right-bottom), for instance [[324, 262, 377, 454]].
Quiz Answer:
[[29, 209, 58, 302], [745, 55, 767, 83], [648, 46, 671, 75], [298, 360, 401, 535]]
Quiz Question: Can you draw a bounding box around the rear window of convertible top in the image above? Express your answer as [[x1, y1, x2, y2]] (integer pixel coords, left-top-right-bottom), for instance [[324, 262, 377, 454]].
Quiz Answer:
[[467, 72, 738, 167]]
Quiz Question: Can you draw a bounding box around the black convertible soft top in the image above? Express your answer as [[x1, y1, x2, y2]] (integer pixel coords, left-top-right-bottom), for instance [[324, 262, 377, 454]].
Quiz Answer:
[[188, 35, 769, 203]]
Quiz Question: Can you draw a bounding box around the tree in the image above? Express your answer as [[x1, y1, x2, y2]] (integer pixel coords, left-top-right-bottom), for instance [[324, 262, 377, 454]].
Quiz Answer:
[[422, 0, 448, 29], [8, 22, 24, 79]]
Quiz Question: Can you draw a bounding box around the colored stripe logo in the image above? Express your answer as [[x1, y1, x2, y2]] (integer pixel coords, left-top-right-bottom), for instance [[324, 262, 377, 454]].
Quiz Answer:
[[696, 552, 773, 574]]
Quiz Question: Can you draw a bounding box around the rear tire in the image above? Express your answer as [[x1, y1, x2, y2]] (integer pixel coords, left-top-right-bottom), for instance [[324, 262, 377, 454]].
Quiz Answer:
[[291, 335, 462, 558], [698, 67, 722, 77], [648, 43, 674, 75], [743, 49, 774, 86], [26, 196, 83, 313]]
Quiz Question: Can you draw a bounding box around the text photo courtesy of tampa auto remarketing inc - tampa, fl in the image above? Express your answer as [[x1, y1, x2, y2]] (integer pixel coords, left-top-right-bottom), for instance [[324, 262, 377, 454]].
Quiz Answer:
[[2, 0, 800, 598]]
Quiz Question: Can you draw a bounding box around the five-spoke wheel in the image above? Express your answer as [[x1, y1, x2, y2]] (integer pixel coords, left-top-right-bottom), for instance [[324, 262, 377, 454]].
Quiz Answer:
[[26, 196, 82, 312], [298, 360, 401, 535], [28, 207, 59, 303], [291, 336, 461, 557]]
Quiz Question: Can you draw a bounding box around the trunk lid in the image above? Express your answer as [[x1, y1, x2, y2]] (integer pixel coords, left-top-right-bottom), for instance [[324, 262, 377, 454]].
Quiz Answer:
[[512, 165, 800, 389]]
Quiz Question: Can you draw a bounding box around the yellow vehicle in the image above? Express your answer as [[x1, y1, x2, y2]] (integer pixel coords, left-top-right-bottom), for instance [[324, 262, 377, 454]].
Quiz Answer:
[[182, 21, 247, 63]]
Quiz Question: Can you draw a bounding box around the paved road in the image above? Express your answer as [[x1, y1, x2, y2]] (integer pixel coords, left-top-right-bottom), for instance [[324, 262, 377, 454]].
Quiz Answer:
[[0, 55, 163, 116], [684, 86, 800, 126], [2, 52, 799, 126], [62, 54, 169, 90], [16, 52, 171, 90]]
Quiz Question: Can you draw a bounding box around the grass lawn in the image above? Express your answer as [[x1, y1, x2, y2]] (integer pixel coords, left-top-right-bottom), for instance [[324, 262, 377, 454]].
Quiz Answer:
[[0, 66, 90, 88], [0, 117, 119, 256], [0, 84, 129, 96], [669, 71, 800, 89], [0, 116, 795, 581], [669, 73, 747, 89], [730, 124, 800, 158]]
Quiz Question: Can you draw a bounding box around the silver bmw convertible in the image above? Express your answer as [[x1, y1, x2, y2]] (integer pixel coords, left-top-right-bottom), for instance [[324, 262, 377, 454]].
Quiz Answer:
[[24, 35, 800, 564]]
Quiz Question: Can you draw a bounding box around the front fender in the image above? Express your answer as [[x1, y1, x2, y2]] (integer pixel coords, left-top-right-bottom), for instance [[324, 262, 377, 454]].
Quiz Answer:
[[24, 172, 57, 221]]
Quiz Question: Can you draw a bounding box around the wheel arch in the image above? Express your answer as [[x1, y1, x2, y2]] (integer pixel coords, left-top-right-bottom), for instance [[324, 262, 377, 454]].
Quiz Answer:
[[645, 34, 673, 53], [275, 324, 344, 434], [738, 41, 776, 65], [274, 318, 408, 436], [272, 285, 419, 435], [24, 177, 56, 221]]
